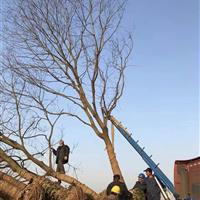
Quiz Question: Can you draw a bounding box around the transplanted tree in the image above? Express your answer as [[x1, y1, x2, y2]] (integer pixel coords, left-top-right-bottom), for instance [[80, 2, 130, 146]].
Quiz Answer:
[[1, 0, 132, 197]]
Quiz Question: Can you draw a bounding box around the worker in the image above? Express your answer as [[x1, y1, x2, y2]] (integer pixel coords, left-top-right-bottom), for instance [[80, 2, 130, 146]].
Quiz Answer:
[[107, 185, 121, 200], [106, 174, 132, 200], [144, 168, 161, 200], [51, 139, 70, 184], [131, 173, 147, 200]]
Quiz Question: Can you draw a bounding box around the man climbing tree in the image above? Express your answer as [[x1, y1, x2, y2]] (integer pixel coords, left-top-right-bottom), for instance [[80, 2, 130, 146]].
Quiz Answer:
[[52, 139, 70, 184]]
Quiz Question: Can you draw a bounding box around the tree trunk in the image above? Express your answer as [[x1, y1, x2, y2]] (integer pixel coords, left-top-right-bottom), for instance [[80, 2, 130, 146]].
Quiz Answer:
[[0, 180, 19, 200], [0, 171, 25, 190], [104, 134, 124, 182], [0, 172, 92, 200], [0, 172, 25, 200]]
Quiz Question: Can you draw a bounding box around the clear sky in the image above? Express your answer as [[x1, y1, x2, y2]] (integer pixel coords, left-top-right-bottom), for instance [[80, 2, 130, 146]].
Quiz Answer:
[[62, 0, 199, 192], [112, 0, 199, 191], [0, 0, 199, 194]]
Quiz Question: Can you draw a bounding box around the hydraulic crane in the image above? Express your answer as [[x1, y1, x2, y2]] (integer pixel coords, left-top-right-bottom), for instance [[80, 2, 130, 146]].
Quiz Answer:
[[109, 115, 179, 199]]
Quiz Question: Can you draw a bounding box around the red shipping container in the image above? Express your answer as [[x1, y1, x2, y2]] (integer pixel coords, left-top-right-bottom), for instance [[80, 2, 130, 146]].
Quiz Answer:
[[174, 157, 200, 200]]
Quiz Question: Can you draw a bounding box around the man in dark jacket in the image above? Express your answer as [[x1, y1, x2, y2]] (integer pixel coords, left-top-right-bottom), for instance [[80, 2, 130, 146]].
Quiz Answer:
[[106, 174, 132, 200], [52, 140, 70, 174], [131, 173, 147, 200], [144, 168, 161, 200], [133, 173, 147, 192]]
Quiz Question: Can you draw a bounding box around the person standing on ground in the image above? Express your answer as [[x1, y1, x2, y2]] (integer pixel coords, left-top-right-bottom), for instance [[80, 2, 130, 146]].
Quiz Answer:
[[131, 173, 147, 200], [106, 174, 132, 200], [51, 139, 70, 183], [144, 168, 161, 200]]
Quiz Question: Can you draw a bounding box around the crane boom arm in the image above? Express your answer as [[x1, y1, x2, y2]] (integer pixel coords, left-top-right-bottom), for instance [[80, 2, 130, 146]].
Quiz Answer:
[[110, 116, 179, 199]]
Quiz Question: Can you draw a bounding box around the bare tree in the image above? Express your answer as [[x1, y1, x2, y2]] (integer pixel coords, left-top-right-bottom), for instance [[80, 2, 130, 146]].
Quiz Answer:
[[1, 0, 132, 189]]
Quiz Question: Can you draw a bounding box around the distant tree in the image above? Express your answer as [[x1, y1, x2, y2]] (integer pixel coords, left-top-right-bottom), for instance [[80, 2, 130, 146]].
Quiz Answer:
[[0, 0, 132, 197]]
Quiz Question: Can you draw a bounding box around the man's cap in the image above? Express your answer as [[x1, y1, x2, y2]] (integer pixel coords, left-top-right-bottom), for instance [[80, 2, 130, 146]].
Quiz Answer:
[[111, 185, 121, 194], [144, 167, 152, 173], [138, 173, 145, 179]]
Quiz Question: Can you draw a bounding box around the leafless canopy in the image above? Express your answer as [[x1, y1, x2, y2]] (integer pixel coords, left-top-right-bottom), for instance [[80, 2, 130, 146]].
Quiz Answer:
[[2, 0, 132, 133], [0, 0, 133, 197]]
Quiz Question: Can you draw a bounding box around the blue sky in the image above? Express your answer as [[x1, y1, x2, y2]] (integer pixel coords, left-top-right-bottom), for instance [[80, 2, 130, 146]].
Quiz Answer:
[[65, 0, 199, 192], [0, 0, 199, 193], [112, 0, 199, 191]]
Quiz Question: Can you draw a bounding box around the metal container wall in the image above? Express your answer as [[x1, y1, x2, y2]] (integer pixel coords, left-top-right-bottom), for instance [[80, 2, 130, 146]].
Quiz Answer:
[[174, 157, 200, 200]]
